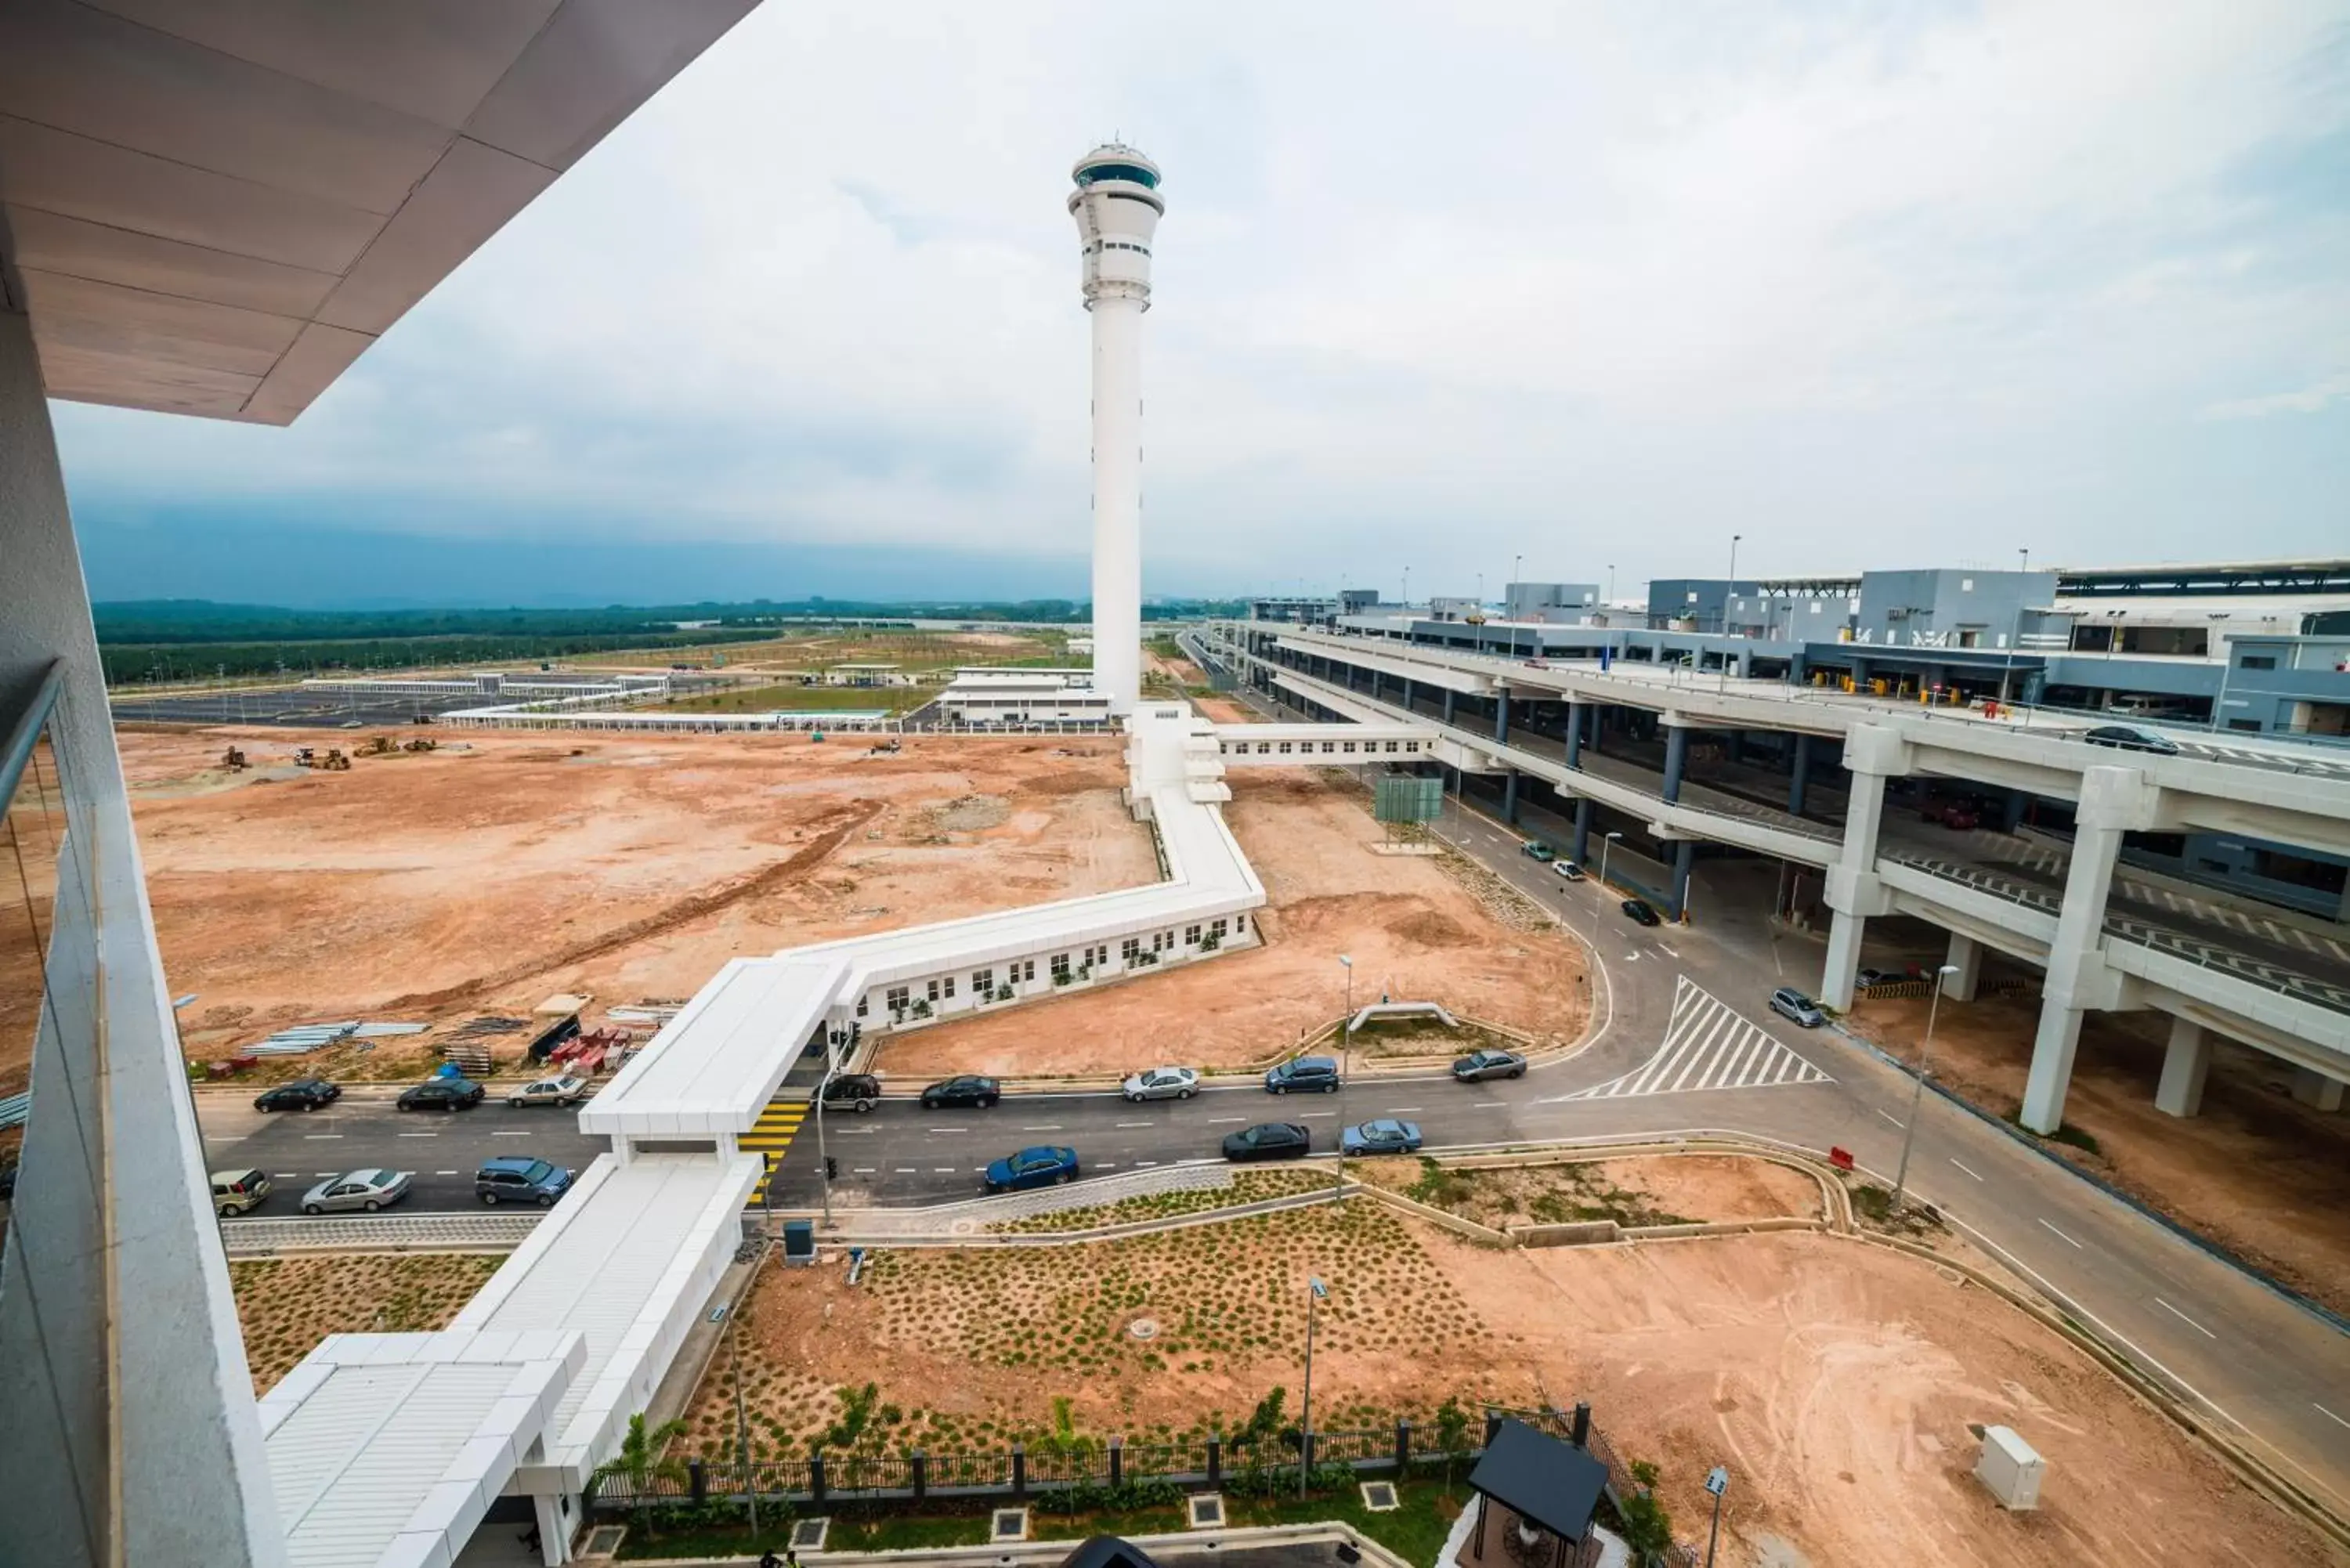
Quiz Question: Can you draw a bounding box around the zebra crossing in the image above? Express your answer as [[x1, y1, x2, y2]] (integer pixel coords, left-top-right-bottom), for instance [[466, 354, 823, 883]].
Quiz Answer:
[[1553, 977, 1831, 1101], [739, 1098, 808, 1204]]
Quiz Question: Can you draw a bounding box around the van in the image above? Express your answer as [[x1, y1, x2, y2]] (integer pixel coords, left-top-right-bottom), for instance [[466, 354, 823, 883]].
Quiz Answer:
[[211, 1169, 271, 1217]]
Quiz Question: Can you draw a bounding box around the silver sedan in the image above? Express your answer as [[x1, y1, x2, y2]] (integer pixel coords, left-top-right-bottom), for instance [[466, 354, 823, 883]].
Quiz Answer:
[[299, 1169, 412, 1215], [1120, 1065, 1200, 1102]]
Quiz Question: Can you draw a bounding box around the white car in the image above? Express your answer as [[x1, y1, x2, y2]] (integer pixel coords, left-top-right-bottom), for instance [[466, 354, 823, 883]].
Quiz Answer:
[[1120, 1065, 1200, 1103], [508, 1074, 588, 1107], [299, 1169, 412, 1215]]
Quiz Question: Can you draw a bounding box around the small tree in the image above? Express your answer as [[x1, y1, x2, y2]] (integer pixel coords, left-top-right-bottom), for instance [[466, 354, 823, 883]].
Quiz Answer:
[[593, 1411, 690, 1537], [1434, 1396, 1470, 1498], [1618, 1460, 1675, 1563]]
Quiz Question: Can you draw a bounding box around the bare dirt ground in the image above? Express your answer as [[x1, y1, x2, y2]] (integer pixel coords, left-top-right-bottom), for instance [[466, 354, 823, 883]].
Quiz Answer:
[[1350, 1154, 1824, 1231], [121, 728, 1154, 1069], [872, 772, 1589, 1078], [1193, 696, 1262, 724], [229, 1252, 501, 1392], [710, 1207, 2331, 1566], [1848, 989, 2350, 1320]]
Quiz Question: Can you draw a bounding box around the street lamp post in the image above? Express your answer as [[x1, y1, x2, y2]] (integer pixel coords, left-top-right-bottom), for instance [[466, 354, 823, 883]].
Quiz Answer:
[[813, 1037, 837, 1228], [1891, 963, 1962, 1212], [1340, 953, 1355, 1024], [1719, 534, 1742, 692], [1599, 830, 1624, 894], [1703, 1467, 1729, 1568], [1300, 1277, 1329, 1498]]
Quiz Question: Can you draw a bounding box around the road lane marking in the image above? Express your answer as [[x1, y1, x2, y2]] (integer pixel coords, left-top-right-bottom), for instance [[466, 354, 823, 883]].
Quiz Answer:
[[853, 1166, 877, 1174], [1021, 1125, 1065, 1131], [492, 1130, 530, 1137], [396, 1132, 438, 1138], [2153, 1298, 2216, 1338], [931, 1167, 956, 1173], [435, 1170, 459, 1176], [313, 1172, 338, 1176], [2316, 1404, 2350, 1432], [895, 1167, 916, 1173], [1876, 1109, 1905, 1129], [1097, 1162, 1118, 1169], [1135, 1160, 1159, 1167], [1949, 1158, 1983, 1181], [1658, 944, 1680, 959], [926, 1128, 966, 1134], [2037, 1219, 2083, 1248], [302, 1133, 342, 1140], [1384, 1107, 1424, 1113], [1473, 1100, 1506, 1108], [271, 1172, 297, 1178], [1208, 1117, 1246, 1123], [1115, 1121, 1154, 1129], [1298, 1111, 1337, 1118]]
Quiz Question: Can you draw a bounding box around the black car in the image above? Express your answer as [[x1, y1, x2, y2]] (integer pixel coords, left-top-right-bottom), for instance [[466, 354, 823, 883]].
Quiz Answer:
[[1620, 898, 1662, 927], [475, 1155, 574, 1207], [1451, 1048, 1526, 1082], [1264, 1055, 1342, 1094], [2084, 724, 2181, 757], [1222, 1122, 1312, 1162], [396, 1077, 484, 1111], [254, 1078, 342, 1112], [920, 1075, 1001, 1109], [821, 1073, 882, 1113]]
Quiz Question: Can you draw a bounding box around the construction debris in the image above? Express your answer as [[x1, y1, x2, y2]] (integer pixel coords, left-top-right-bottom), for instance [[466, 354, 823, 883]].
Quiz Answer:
[[245, 1019, 426, 1056]]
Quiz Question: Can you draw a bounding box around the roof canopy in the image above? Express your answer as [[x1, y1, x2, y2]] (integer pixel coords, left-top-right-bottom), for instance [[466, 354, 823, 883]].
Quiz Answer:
[[1466, 1419, 1609, 1544], [0, 0, 757, 423]]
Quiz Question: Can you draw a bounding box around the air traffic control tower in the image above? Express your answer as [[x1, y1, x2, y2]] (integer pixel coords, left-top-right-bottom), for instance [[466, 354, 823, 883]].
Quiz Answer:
[[1068, 143, 1163, 714]]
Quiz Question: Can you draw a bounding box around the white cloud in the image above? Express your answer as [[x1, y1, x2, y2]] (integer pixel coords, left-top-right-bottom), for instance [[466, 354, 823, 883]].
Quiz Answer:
[[2199, 370, 2350, 419], [52, 0, 2350, 595]]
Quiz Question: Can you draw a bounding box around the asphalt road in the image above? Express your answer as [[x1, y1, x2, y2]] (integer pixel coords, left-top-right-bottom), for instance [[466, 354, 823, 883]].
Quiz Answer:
[[191, 685, 2350, 1508]]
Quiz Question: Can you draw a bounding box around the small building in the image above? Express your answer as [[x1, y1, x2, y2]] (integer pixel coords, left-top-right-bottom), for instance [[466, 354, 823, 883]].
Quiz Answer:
[[1457, 1419, 1614, 1568], [1504, 582, 1601, 623], [938, 672, 1115, 724], [822, 662, 916, 687]]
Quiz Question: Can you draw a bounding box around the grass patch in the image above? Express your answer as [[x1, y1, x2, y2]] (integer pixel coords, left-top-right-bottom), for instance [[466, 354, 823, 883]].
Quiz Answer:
[[1377, 1158, 1693, 1231], [2006, 1113, 2102, 1156], [659, 682, 927, 714]]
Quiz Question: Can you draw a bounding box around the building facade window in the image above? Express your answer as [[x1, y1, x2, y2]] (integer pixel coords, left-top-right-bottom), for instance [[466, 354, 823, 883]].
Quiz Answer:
[[1184, 923, 1202, 945], [886, 985, 909, 1012], [973, 967, 994, 994], [855, 996, 869, 1018], [1121, 936, 1141, 962], [1212, 917, 1229, 938], [1050, 952, 1072, 980]]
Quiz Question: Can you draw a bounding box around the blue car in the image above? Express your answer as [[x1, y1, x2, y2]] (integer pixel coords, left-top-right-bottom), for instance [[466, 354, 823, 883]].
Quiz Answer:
[[984, 1145, 1080, 1193], [1340, 1119, 1423, 1157]]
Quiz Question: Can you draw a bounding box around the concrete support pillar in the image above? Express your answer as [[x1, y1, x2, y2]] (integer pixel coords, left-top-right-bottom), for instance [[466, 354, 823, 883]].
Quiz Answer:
[[1495, 688, 1510, 744], [1588, 704, 1603, 753], [2294, 1068, 2346, 1113], [534, 1493, 573, 1565], [1502, 769, 1520, 824], [2021, 766, 2146, 1135], [1443, 689, 1456, 726], [2002, 789, 2028, 833], [1823, 909, 1867, 1011], [1820, 724, 1904, 1012], [1941, 932, 1981, 1002], [1788, 736, 1811, 816], [1564, 701, 1584, 768], [1401, 677, 1413, 713], [2155, 1018, 2211, 1118], [1572, 797, 1593, 865], [1669, 840, 1694, 919], [1661, 724, 1689, 804]]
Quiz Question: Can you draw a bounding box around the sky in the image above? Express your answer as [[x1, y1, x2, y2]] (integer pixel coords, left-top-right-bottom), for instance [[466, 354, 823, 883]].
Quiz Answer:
[[52, 0, 2350, 609]]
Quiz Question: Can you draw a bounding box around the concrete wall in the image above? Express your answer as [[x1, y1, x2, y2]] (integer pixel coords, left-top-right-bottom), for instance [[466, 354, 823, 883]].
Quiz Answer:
[[0, 309, 288, 1566]]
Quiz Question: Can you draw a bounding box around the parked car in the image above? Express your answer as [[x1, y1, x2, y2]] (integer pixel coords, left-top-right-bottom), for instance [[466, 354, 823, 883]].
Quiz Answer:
[[1222, 1122, 1312, 1162], [821, 1073, 883, 1113], [1940, 805, 1979, 830], [1264, 1056, 1342, 1094], [299, 1169, 411, 1215], [2084, 724, 2181, 757], [396, 1077, 484, 1112], [475, 1156, 574, 1207], [253, 1078, 341, 1113], [1770, 988, 1826, 1028], [1620, 898, 1662, 927], [984, 1145, 1080, 1193], [507, 1074, 588, 1108], [920, 1075, 1001, 1109], [1520, 840, 1556, 862], [1451, 1048, 1527, 1082], [1340, 1118, 1424, 1157], [1855, 967, 1904, 988], [210, 1169, 270, 1217], [1122, 1065, 1200, 1103], [1552, 860, 1585, 881]]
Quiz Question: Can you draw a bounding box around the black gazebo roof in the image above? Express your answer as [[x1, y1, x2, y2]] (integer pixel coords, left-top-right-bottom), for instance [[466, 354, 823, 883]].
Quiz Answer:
[[1466, 1419, 1609, 1544]]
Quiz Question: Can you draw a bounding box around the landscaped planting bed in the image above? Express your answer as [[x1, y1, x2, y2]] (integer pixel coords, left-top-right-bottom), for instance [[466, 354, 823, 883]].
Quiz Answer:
[[229, 1252, 501, 1392], [990, 1167, 1334, 1234], [1351, 1154, 1822, 1232]]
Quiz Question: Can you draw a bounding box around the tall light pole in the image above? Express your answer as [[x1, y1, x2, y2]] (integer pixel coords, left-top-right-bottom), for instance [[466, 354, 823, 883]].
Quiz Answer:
[[1891, 963, 1961, 1212], [1703, 1467, 1729, 1568], [1719, 533, 1742, 692], [813, 1035, 837, 1227], [1339, 953, 1354, 1025], [1300, 1276, 1328, 1498], [1599, 830, 1624, 893]]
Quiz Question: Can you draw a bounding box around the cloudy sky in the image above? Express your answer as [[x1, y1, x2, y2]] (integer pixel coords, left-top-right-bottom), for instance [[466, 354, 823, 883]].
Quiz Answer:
[[54, 0, 2350, 607]]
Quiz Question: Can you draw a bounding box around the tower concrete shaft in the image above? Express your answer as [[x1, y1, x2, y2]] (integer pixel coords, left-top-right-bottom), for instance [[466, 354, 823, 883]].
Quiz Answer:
[[1068, 144, 1162, 714]]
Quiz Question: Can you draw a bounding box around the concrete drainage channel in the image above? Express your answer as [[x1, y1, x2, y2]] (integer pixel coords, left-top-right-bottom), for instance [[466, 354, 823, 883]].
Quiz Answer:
[[219, 1212, 544, 1256]]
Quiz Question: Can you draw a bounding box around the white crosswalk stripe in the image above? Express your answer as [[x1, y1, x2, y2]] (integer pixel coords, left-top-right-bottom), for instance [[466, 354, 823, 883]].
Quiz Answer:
[[1552, 977, 1831, 1100]]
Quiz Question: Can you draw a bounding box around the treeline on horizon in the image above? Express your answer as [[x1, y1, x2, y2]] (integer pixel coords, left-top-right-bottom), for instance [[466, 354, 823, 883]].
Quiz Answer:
[[92, 596, 1245, 685]]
